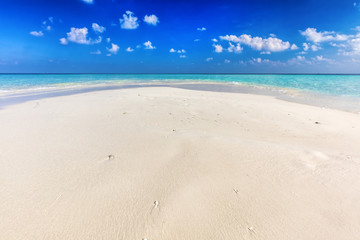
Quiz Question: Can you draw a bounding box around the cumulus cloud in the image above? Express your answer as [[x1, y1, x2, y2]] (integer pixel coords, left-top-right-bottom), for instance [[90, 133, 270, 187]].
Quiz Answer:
[[308, 27, 360, 55], [81, 0, 94, 4], [170, 48, 186, 54], [302, 42, 322, 52], [107, 43, 119, 54], [227, 43, 243, 53], [213, 44, 223, 53], [144, 40, 156, 49], [211, 38, 218, 42], [65, 27, 102, 44], [311, 44, 321, 51], [290, 44, 298, 50], [303, 43, 309, 51], [220, 34, 291, 52], [92, 23, 106, 34], [143, 14, 159, 26], [300, 28, 348, 43], [59, 38, 68, 45], [30, 31, 44, 37], [297, 56, 305, 61], [126, 47, 134, 52], [120, 11, 139, 30], [312, 55, 325, 61], [197, 27, 206, 31], [341, 37, 360, 55]]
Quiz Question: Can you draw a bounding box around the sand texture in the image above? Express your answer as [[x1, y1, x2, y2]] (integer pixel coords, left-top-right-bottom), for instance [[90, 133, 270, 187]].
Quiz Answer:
[[1, 87, 360, 240]]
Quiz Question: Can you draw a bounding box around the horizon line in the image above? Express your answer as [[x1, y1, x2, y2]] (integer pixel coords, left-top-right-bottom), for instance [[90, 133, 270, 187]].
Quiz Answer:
[[1, 73, 360, 75]]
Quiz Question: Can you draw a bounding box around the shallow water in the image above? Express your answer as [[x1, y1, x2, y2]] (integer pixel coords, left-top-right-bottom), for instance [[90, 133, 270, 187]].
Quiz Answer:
[[1, 74, 360, 97]]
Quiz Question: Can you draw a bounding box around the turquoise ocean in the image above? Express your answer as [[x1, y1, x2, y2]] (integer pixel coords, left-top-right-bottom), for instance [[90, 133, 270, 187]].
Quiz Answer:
[[1, 74, 360, 98]]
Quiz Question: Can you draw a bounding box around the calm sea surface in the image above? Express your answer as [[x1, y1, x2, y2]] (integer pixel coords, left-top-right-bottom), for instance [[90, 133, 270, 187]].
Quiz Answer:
[[0, 74, 360, 97]]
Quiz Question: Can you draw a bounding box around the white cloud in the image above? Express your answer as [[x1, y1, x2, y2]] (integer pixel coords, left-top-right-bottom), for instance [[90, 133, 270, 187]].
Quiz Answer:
[[303, 43, 309, 51], [290, 44, 298, 50], [144, 40, 156, 49], [206, 57, 213, 62], [194, 39, 200, 42], [48, 17, 54, 23], [341, 37, 360, 55], [92, 23, 106, 34], [169, 48, 176, 53], [211, 38, 218, 42], [81, 0, 94, 4], [30, 31, 43, 37], [197, 27, 206, 31], [225, 59, 231, 63], [300, 28, 348, 43], [59, 38, 68, 45], [126, 47, 134, 52], [311, 44, 321, 51], [313, 55, 324, 61], [120, 11, 139, 30], [143, 14, 159, 26], [45, 26, 51, 31], [90, 50, 101, 55], [65, 27, 102, 44], [107, 43, 119, 54], [106, 38, 111, 43], [177, 49, 186, 53], [227, 43, 243, 53], [260, 51, 271, 55], [220, 34, 291, 52], [179, 55, 186, 58], [297, 55, 305, 61], [309, 27, 360, 55], [213, 44, 223, 53], [302, 42, 321, 52]]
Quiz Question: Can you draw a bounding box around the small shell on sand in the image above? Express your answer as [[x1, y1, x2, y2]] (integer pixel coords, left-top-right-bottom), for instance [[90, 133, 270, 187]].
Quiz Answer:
[[108, 154, 114, 160], [154, 201, 159, 207]]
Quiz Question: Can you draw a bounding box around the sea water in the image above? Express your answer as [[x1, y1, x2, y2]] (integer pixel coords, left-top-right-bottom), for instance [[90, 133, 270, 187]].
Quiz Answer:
[[0, 74, 360, 97]]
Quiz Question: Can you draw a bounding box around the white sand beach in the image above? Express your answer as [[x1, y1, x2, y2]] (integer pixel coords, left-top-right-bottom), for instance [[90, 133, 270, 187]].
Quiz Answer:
[[1, 86, 360, 240]]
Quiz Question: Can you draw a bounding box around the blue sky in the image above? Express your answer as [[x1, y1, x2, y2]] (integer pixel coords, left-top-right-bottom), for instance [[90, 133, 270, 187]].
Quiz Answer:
[[1, 0, 360, 73]]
